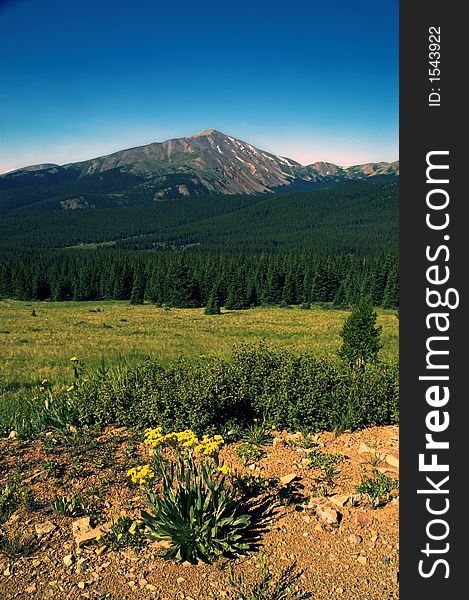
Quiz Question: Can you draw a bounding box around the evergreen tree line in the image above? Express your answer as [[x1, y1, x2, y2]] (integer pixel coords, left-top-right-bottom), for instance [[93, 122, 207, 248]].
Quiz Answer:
[[0, 250, 399, 309]]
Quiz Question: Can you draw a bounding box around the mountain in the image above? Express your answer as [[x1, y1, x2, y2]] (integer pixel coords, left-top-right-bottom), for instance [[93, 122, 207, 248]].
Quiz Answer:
[[5, 163, 59, 174], [0, 130, 398, 213]]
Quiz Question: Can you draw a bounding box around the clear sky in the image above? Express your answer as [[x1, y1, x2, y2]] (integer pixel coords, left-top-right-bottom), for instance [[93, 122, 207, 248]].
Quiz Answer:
[[0, 0, 398, 173]]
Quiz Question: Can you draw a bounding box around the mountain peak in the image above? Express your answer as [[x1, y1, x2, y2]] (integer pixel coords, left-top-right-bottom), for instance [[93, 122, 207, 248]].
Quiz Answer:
[[191, 129, 223, 138]]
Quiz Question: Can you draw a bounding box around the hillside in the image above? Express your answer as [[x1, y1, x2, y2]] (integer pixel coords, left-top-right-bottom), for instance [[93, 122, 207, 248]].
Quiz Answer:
[[0, 182, 398, 255]]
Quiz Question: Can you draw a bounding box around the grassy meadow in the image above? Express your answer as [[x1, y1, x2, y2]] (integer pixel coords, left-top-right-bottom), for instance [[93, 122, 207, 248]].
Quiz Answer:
[[0, 299, 398, 395]]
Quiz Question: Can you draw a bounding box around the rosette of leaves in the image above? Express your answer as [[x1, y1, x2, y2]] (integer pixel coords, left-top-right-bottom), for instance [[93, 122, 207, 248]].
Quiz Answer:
[[141, 453, 252, 563]]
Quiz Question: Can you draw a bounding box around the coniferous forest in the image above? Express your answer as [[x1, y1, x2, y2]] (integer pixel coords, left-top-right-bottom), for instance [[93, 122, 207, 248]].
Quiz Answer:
[[0, 182, 399, 308], [0, 251, 398, 308]]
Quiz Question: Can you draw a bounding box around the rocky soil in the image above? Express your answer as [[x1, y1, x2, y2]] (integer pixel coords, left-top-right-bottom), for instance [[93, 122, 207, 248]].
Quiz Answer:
[[0, 426, 399, 599]]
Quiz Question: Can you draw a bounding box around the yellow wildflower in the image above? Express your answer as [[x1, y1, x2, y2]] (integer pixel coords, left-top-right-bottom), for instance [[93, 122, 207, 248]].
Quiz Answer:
[[66, 385, 74, 392], [69, 356, 79, 362], [127, 464, 155, 485], [117, 533, 123, 540], [219, 464, 231, 475], [144, 428, 224, 455]]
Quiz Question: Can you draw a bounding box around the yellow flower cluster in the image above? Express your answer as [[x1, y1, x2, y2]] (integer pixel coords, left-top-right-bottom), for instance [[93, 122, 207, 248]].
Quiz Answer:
[[195, 434, 225, 455], [218, 464, 231, 475], [127, 464, 155, 485], [144, 428, 224, 455]]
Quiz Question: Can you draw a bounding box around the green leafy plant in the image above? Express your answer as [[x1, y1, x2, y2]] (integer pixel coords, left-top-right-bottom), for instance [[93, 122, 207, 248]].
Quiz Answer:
[[227, 552, 311, 599], [234, 443, 265, 465], [0, 480, 27, 523], [355, 470, 398, 508], [231, 473, 278, 500], [305, 449, 346, 471], [241, 422, 273, 446], [43, 459, 65, 480], [50, 494, 85, 517], [141, 452, 252, 564], [99, 515, 145, 551]]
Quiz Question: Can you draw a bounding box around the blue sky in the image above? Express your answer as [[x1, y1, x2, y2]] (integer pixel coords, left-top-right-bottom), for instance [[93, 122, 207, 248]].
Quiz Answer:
[[0, 0, 398, 173]]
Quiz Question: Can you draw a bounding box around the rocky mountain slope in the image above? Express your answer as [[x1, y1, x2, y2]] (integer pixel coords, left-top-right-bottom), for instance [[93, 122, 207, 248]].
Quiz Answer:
[[1, 130, 398, 205]]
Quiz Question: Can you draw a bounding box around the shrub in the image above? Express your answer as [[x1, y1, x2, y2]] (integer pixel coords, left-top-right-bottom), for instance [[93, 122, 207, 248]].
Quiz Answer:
[[355, 470, 398, 508], [20, 343, 398, 437]]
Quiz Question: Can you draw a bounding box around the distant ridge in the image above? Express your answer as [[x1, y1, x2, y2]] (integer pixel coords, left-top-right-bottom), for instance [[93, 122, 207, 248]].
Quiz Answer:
[[0, 130, 398, 210]]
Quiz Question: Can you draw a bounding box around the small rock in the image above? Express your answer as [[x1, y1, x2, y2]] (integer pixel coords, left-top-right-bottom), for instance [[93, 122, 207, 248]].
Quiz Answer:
[[357, 555, 367, 566], [8, 430, 17, 439], [35, 520, 57, 536], [329, 494, 350, 508], [352, 510, 373, 528], [73, 517, 110, 548], [72, 517, 92, 536], [357, 441, 372, 455], [177, 577, 186, 584], [146, 584, 157, 591], [25, 584, 36, 593], [386, 453, 399, 468], [348, 534, 362, 546], [63, 554, 74, 567], [280, 473, 298, 485], [272, 437, 284, 448], [315, 498, 341, 526], [77, 581, 86, 590]]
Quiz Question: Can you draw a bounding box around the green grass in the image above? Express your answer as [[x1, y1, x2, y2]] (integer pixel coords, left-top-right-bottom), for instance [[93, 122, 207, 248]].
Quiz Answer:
[[0, 299, 398, 404]]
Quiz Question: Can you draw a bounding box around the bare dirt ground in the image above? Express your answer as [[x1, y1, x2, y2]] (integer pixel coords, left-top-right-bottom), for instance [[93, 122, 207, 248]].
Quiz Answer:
[[0, 426, 399, 599]]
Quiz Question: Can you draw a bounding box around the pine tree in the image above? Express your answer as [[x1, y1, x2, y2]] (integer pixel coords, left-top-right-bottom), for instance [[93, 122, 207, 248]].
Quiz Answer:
[[338, 296, 382, 368], [130, 267, 146, 305], [224, 280, 246, 310], [166, 262, 200, 308], [281, 269, 296, 305], [204, 287, 221, 315], [382, 262, 399, 309]]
